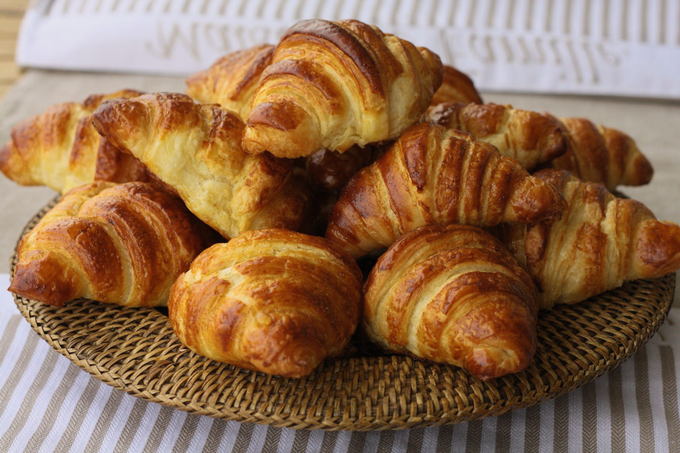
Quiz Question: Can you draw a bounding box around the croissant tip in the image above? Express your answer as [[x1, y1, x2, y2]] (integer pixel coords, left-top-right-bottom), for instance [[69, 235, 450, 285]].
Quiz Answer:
[[91, 97, 150, 152], [9, 265, 72, 307], [275, 346, 326, 378], [467, 346, 532, 380], [246, 335, 327, 378], [465, 327, 536, 379], [8, 248, 85, 306], [544, 128, 571, 163], [637, 221, 680, 277], [91, 101, 116, 133], [630, 154, 655, 186]]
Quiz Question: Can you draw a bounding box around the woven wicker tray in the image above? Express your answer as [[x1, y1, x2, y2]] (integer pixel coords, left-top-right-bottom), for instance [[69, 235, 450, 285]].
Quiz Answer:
[[11, 198, 676, 431]]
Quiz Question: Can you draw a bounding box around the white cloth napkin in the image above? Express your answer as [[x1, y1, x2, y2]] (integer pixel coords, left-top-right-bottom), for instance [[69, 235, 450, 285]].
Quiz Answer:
[[0, 272, 679, 452], [16, 0, 680, 99]]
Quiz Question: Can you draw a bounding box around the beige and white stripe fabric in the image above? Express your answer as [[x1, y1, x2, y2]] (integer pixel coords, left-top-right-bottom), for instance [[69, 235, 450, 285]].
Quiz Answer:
[[16, 0, 680, 98], [0, 273, 679, 453]]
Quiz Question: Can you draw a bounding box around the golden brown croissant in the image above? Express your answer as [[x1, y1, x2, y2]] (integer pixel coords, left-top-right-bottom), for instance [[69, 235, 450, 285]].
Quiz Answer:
[[424, 103, 568, 170], [242, 19, 443, 158], [186, 44, 274, 118], [549, 117, 654, 190], [501, 169, 680, 308], [325, 123, 566, 258], [364, 224, 538, 379], [430, 65, 483, 105], [92, 92, 308, 239], [169, 228, 363, 378], [9, 182, 207, 307], [0, 90, 152, 193]]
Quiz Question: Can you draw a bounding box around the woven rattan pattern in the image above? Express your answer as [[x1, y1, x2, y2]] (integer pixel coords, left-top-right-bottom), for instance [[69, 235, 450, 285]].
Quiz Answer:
[[11, 197, 676, 431]]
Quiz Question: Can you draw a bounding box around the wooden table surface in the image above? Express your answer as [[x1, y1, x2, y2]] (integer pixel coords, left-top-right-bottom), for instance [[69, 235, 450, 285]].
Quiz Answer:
[[0, 0, 26, 99]]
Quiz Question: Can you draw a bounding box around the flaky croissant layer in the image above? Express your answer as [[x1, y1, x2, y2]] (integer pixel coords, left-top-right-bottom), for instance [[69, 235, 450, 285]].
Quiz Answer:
[[0, 90, 152, 194], [242, 19, 443, 158], [364, 224, 538, 379], [10, 182, 208, 307], [92, 92, 308, 239], [325, 122, 566, 258], [501, 169, 680, 308], [169, 228, 363, 378]]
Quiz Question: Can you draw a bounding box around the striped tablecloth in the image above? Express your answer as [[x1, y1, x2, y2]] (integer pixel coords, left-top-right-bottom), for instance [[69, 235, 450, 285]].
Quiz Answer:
[[0, 274, 679, 452]]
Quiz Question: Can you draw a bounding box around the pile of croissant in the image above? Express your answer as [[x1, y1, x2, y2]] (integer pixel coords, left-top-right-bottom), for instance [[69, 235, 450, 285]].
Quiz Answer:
[[3, 19, 679, 380]]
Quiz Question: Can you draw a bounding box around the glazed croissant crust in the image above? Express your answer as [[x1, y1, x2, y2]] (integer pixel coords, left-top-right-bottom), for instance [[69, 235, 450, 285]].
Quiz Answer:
[[242, 19, 443, 158], [169, 229, 363, 378], [10, 182, 207, 307], [325, 123, 566, 257], [364, 224, 538, 379], [424, 103, 568, 170], [92, 92, 308, 239], [186, 44, 274, 119], [501, 169, 680, 308], [0, 90, 153, 193]]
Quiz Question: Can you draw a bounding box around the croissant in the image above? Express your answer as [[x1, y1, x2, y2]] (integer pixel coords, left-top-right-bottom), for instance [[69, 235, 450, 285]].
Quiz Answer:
[[364, 224, 538, 379], [169, 228, 363, 378], [424, 103, 568, 170], [548, 117, 653, 190], [92, 92, 308, 239], [9, 182, 207, 307], [501, 169, 680, 308], [186, 44, 274, 118], [242, 19, 443, 158], [0, 90, 152, 193], [430, 65, 483, 105], [325, 123, 566, 258]]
